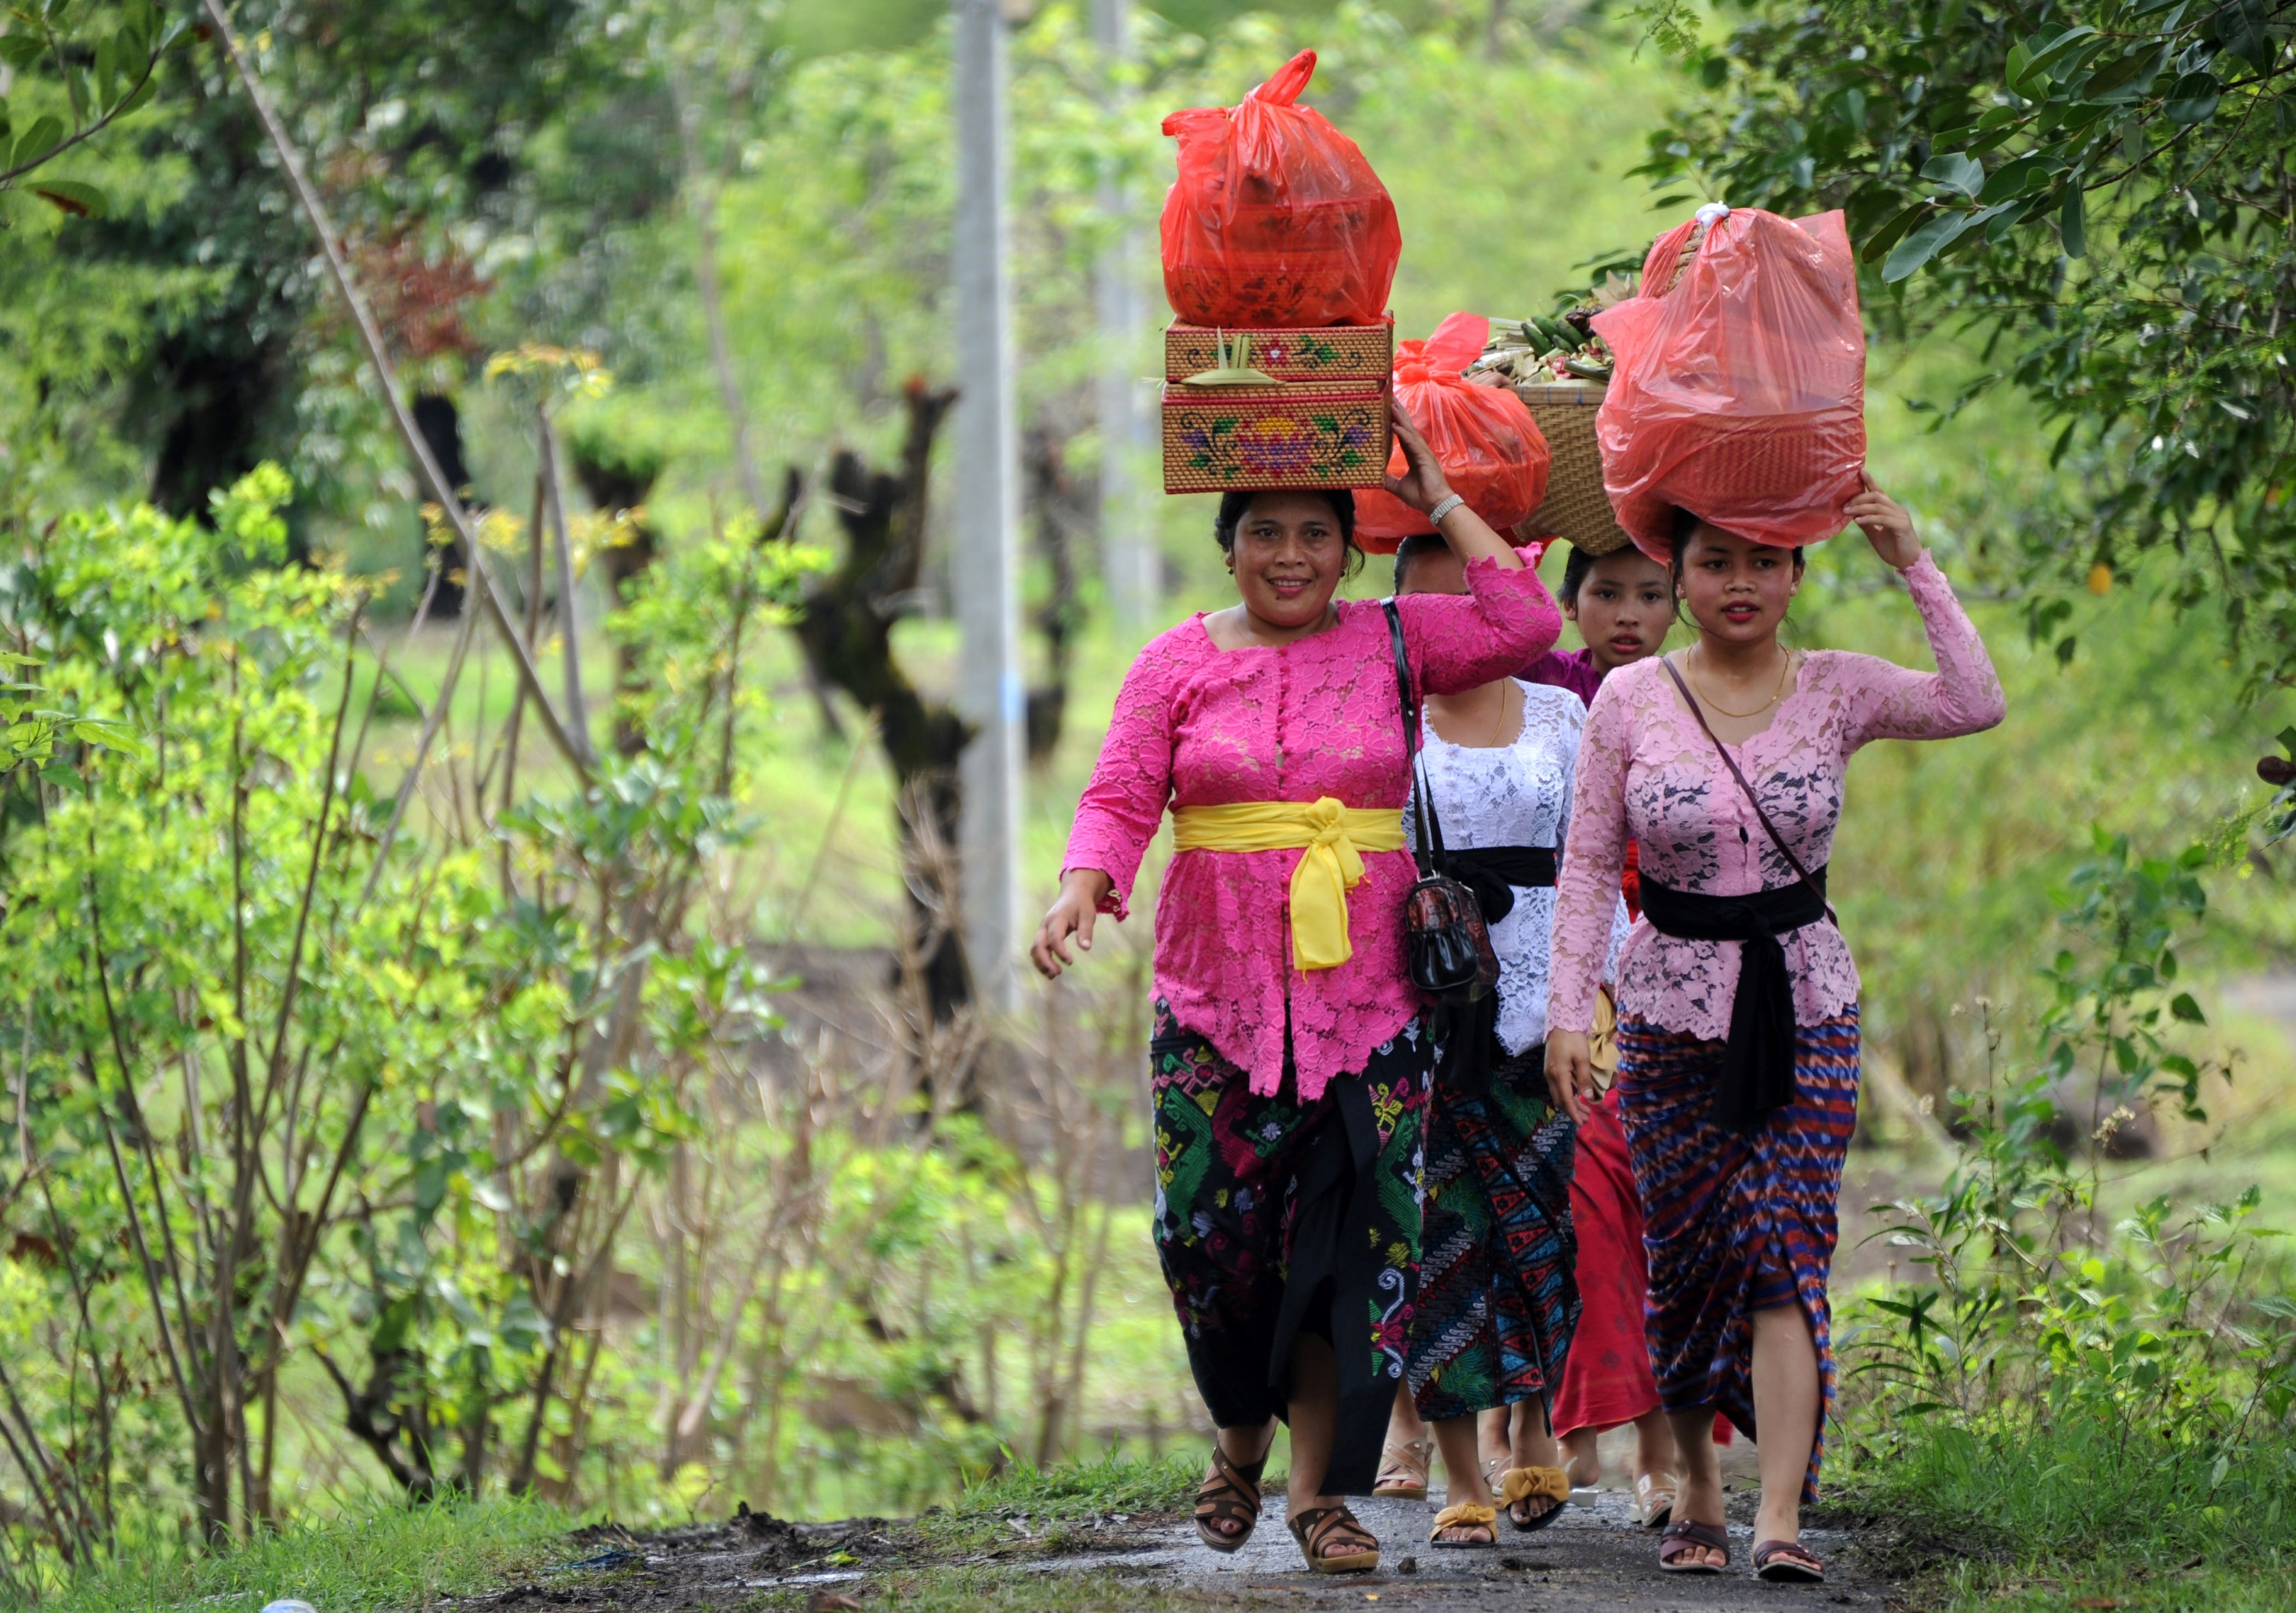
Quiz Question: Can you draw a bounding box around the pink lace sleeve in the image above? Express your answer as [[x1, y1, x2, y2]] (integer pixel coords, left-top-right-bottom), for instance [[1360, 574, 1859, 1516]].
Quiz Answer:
[[1548, 676, 1630, 1036], [1842, 552, 2007, 746], [1395, 553, 1560, 697], [1061, 630, 1184, 920]]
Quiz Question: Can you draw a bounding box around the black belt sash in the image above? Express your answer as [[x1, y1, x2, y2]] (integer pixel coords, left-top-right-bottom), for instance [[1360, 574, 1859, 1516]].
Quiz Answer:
[[1431, 845, 1556, 1095], [1443, 844, 1557, 927], [1638, 868, 1830, 1131]]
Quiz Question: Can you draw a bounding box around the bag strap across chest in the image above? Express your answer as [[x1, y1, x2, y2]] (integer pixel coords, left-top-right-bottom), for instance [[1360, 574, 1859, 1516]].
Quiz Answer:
[[1659, 654, 1833, 919], [1384, 599, 1449, 881]]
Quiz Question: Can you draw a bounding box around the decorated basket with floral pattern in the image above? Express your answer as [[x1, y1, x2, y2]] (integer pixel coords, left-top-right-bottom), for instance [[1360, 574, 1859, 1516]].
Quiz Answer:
[[1162, 389, 1391, 493], [1163, 318, 1394, 389], [1161, 318, 1392, 492]]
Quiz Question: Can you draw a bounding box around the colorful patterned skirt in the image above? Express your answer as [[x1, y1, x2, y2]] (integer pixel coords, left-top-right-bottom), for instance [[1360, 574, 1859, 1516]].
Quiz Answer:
[[1406, 1047, 1579, 1423], [1613, 1010, 1860, 1503], [1150, 1002, 1433, 1495]]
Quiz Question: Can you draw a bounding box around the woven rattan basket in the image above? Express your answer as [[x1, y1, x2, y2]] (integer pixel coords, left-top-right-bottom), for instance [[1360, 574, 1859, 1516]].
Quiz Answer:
[[1515, 218, 1707, 554], [1514, 379, 1630, 554]]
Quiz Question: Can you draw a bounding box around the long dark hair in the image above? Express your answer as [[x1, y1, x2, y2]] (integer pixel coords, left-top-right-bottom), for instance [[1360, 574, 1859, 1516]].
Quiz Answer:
[[1216, 489, 1364, 578]]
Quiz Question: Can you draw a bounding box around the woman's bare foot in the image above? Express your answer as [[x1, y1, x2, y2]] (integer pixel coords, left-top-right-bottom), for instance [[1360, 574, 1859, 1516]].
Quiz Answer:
[[1429, 1415, 1497, 1544], [1667, 1467, 1728, 1569]]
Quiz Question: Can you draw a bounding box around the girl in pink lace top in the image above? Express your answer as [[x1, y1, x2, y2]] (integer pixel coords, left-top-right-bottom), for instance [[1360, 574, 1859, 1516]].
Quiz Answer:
[[1032, 406, 1559, 1579], [1544, 482, 2003, 1583], [1545, 547, 2004, 1047]]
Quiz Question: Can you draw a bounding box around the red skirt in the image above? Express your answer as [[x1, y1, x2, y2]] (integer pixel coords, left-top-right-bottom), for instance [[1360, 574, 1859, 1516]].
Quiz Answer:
[[1550, 1090, 1657, 1436]]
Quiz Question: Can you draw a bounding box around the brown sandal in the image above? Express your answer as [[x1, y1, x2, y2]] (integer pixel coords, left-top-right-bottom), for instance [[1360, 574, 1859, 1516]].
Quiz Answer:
[[1193, 1445, 1266, 1553], [1287, 1503, 1380, 1574], [1754, 1538, 1825, 1582], [1371, 1436, 1432, 1499], [1659, 1517, 1731, 1573]]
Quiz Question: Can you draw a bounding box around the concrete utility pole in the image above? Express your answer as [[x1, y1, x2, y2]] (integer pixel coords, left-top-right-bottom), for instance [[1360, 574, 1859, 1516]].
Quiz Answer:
[[1092, 0, 1158, 632], [951, 0, 1025, 1012]]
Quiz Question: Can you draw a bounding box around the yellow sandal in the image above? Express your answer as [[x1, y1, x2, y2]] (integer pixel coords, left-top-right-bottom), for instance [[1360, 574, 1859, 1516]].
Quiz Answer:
[[1428, 1501, 1497, 1548], [1498, 1466, 1571, 1532]]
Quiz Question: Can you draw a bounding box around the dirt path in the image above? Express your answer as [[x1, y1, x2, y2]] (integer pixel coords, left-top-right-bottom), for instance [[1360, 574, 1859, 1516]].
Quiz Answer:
[[448, 1487, 1907, 1612]]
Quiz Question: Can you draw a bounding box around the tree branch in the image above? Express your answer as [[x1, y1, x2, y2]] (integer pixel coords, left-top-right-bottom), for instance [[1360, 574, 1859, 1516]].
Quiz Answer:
[[197, 0, 589, 783]]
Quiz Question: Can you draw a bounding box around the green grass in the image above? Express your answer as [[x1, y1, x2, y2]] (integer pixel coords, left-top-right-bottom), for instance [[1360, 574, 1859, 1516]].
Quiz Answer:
[[10, 1496, 574, 1613], [1837, 1413, 2296, 1611], [912, 1452, 1201, 1557]]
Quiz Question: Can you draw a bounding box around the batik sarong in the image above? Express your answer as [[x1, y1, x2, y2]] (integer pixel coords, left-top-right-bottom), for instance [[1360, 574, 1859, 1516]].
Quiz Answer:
[[1613, 1009, 1860, 1502], [1406, 1048, 1578, 1423], [1150, 1001, 1433, 1495]]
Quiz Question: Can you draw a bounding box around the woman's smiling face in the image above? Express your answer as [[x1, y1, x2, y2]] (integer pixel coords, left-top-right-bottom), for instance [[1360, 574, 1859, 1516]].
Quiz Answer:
[[1228, 493, 1350, 631]]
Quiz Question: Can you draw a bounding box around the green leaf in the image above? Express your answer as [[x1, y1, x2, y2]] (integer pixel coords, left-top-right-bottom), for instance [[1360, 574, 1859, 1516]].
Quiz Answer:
[[413, 1157, 450, 1215], [1921, 151, 1985, 198], [32, 179, 106, 218], [2170, 992, 2206, 1024], [1979, 154, 2063, 203], [1883, 209, 1973, 282], [1860, 199, 1934, 265], [69, 716, 145, 756], [2014, 27, 2098, 92], [2163, 73, 2222, 126], [2082, 44, 2163, 101], [2060, 183, 2087, 259], [0, 34, 46, 71], [11, 113, 63, 171], [108, 72, 155, 121]]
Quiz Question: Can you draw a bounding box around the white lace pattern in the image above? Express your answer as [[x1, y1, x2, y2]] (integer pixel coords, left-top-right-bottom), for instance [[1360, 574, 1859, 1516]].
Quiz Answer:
[[1409, 681, 1629, 1056]]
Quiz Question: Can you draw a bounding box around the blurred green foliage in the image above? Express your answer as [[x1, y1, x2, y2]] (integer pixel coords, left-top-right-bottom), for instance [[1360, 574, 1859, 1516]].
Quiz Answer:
[[1636, 0, 2296, 689]]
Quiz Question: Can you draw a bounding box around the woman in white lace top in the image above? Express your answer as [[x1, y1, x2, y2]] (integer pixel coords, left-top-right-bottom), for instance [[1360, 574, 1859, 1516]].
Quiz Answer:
[[1373, 535, 1626, 1550]]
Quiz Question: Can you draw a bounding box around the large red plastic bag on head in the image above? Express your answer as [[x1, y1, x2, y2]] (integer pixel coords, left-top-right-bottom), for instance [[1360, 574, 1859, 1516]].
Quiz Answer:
[[1590, 207, 1866, 560], [1355, 313, 1551, 553], [1160, 49, 1403, 330]]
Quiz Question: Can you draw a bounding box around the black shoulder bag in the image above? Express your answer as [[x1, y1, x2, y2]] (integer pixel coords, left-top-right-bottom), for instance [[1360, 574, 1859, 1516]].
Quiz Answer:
[[1384, 600, 1500, 1003]]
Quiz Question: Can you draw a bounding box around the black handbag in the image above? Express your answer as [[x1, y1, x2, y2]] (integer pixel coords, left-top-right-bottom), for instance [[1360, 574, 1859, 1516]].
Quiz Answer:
[[1384, 600, 1500, 1003]]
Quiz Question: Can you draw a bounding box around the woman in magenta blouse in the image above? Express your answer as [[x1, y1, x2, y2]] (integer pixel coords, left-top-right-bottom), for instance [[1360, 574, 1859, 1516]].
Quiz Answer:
[[1032, 405, 1560, 1575]]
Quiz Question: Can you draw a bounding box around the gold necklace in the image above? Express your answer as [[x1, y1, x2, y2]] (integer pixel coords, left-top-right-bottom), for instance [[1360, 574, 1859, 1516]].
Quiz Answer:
[[1487, 681, 1515, 745], [1684, 645, 1792, 720]]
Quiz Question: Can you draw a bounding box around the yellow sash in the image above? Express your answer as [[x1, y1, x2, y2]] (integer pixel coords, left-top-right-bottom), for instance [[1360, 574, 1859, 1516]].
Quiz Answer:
[[1170, 797, 1407, 972]]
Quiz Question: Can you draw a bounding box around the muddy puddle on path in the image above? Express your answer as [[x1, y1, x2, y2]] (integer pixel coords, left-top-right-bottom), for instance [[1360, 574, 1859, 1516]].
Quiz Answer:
[[442, 1492, 1912, 1612]]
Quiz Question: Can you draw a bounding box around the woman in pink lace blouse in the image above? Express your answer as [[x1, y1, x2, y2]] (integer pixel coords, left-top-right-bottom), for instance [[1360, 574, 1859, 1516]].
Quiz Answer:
[[1032, 406, 1560, 1575], [1544, 479, 2004, 1583]]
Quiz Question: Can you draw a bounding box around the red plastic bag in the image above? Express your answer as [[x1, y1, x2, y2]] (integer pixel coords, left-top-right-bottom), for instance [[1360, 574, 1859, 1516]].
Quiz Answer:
[[1590, 207, 1866, 559], [1160, 49, 1402, 330], [1355, 313, 1551, 552]]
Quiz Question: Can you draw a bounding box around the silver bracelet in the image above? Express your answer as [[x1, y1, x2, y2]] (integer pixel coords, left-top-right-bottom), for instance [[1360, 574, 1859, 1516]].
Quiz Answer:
[[1426, 493, 1466, 527]]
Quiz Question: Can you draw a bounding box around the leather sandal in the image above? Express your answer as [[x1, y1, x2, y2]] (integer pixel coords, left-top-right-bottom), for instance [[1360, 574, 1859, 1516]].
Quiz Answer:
[[1287, 1503, 1379, 1574], [1754, 1538, 1825, 1582], [1371, 1436, 1432, 1500], [1192, 1445, 1266, 1553], [1427, 1501, 1497, 1548], [1659, 1517, 1730, 1574], [1635, 1470, 1679, 1529], [1497, 1465, 1569, 1532]]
